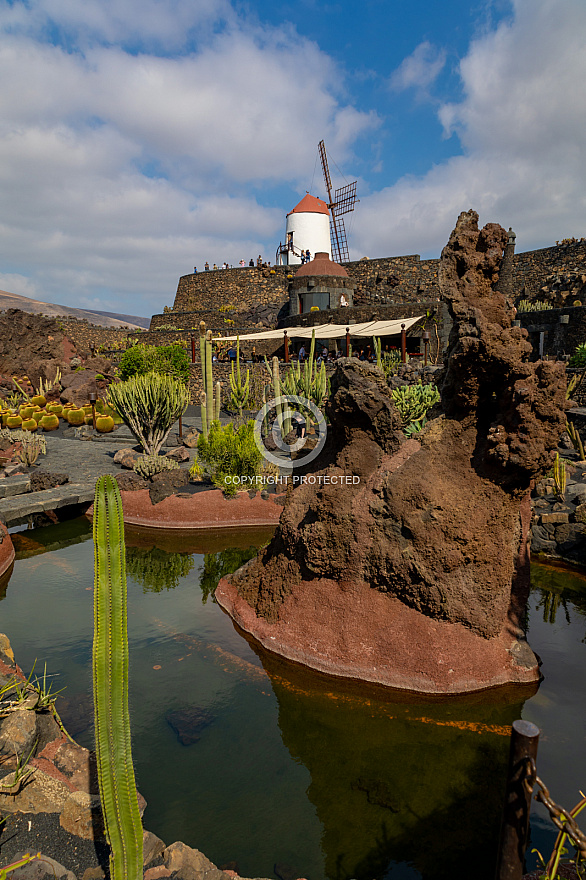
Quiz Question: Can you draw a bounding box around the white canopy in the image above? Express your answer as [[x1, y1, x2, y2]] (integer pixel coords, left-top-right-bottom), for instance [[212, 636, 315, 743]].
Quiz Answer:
[[213, 316, 424, 342]]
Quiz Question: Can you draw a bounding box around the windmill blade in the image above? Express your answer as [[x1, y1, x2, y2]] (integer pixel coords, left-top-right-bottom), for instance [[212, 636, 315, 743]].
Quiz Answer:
[[318, 140, 333, 202], [333, 181, 357, 216], [330, 214, 349, 264]]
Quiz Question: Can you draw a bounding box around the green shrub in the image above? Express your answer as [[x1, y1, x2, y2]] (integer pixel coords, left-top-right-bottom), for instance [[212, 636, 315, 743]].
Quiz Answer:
[[569, 342, 586, 368], [193, 420, 264, 496], [118, 343, 190, 384]]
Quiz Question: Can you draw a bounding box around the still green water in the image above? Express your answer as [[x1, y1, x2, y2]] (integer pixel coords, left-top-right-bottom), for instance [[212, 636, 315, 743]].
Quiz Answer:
[[1, 519, 585, 880]]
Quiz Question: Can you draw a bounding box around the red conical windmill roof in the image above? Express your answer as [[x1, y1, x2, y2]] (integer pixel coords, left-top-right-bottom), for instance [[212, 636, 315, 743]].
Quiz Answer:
[[287, 193, 330, 216]]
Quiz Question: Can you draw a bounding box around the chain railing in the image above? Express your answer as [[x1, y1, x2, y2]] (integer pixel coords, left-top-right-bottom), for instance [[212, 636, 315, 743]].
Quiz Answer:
[[495, 720, 586, 880]]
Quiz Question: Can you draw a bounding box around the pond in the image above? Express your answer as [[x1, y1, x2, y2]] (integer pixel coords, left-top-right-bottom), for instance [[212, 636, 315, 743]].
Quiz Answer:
[[1, 517, 585, 880]]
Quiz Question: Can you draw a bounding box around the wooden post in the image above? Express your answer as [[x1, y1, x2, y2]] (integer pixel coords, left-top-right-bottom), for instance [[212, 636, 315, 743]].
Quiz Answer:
[[191, 335, 196, 364], [401, 324, 407, 363], [345, 327, 350, 357], [495, 720, 540, 880], [284, 331, 289, 363]]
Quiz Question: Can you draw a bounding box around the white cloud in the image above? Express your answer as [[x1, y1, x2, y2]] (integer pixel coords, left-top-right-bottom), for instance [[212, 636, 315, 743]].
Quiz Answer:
[[0, 2, 378, 315], [354, 0, 586, 260], [388, 41, 446, 94]]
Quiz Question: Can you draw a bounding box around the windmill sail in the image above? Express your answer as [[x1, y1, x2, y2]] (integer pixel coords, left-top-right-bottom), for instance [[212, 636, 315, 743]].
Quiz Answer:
[[318, 140, 358, 263]]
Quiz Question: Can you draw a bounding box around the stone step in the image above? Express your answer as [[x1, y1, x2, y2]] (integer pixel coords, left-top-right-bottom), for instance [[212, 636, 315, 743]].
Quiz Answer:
[[0, 482, 95, 527]]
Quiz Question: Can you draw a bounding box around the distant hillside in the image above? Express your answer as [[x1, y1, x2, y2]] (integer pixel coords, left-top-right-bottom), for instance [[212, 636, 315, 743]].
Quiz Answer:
[[0, 290, 147, 329], [82, 309, 150, 329]]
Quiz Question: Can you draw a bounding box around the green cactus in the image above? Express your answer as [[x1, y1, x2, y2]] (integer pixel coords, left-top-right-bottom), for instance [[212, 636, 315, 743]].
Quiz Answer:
[[205, 330, 214, 430], [567, 420, 586, 460], [373, 336, 382, 370], [215, 381, 222, 421], [201, 391, 208, 440], [229, 337, 250, 416], [391, 383, 440, 434], [553, 452, 567, 499], [280, 330, 328, 409], [92, 475, 143, 880], [107, 371, 189, 455], [133, 453, 179, 479]]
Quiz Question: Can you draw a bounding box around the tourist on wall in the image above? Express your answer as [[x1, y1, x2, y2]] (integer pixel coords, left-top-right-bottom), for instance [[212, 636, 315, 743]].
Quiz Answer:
[[240, 259, 245, 267], [257, 255, 262, 267], [249, 258, 254, 267], [305, 249, 311, 263], [194, 266, 197, 273], [205, 262, 209, 271]]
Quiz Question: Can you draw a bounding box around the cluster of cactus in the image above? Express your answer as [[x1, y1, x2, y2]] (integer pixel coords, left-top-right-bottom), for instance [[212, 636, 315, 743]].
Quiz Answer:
[[199, 322, 222, 439], [92, 476, 143, 880], [107, 371, 189, 454], [0, 428, 47, 465], [566, 421, 586, 460], [553, 452, 567, 499], [391, 382, 440, 434], [133, 454, 179, 479], [278, 331, 328, 409], [0, 397, 116, 434], [517, 299, 550, 312], [229, 336, 250, 416]]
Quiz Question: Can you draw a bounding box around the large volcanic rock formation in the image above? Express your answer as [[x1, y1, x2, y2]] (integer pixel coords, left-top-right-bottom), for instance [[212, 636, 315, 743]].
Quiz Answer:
[[0, 309, 77, 387], [216, 210, 567, 694]]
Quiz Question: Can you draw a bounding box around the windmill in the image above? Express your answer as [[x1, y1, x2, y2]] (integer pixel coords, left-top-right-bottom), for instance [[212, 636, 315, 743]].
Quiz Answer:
[[318, 139, 358, 264]]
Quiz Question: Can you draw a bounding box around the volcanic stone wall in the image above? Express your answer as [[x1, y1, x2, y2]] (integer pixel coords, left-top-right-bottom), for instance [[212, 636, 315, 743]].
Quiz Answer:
[[519, 304, 586, 359], [170, 266, 292, 314], [513, 241, 586, 299], [59, 318, 134, 353]]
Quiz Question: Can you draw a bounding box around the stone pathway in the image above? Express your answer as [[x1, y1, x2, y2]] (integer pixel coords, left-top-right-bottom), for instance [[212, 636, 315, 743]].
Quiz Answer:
[[0, 415, 206, 527]]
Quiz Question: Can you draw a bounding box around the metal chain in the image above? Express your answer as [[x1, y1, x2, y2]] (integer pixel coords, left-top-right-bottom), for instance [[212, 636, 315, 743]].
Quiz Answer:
[[524, 758, 586, 856]]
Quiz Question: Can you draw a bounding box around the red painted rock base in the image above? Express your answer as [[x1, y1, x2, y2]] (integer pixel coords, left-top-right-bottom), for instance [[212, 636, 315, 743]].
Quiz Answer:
[[0, 523, 15, 579], [91, 488, 284, 530], [215, 574, 541, 695]]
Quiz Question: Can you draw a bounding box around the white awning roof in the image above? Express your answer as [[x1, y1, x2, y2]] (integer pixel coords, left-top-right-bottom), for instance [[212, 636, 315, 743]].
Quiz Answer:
[[213, 315, 424, 342]]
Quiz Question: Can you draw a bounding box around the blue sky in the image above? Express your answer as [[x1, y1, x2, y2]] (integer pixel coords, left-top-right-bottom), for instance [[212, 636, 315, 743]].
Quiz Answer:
[[0, 0, 584, 318]]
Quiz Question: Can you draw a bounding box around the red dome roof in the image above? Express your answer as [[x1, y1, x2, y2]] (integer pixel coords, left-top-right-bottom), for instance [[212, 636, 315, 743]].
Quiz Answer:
[[294, 252, 349, 278], [287, 193, 330, 216]]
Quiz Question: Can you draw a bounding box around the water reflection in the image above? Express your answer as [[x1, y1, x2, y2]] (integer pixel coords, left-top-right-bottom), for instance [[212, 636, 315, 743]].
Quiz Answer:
[[126, 545, 195, 593], [247, 645, 538, 880]]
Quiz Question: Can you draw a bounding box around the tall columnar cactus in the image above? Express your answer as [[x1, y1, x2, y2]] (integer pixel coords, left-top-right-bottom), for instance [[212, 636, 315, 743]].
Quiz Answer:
[[567, 420, 586, 460], [553, 452, 567, 499], [373, 336, 382, 370], [107, 371, 189, 454], [229, 337, 250, 417], [205, 331, 214, 429], [201, 391, 208, 439], [214, 381, 222, 421], [93, 475, 142, 880], [281, 330, 328, 409]]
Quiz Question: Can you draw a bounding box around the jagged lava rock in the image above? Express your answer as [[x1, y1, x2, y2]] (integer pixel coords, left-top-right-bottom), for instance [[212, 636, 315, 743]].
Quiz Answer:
[[216, 211, 568, 694]]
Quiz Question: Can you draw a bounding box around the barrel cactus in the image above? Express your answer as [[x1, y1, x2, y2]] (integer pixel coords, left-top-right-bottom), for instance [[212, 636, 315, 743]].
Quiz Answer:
[[41, 414, 60, 431], [96, 415, 115, 433], [6, 415, 22, 429], [31, 394, 46, 407], [67, 407, 86, 426], [19, 406, 34, 421], [21, 418, 38, 432]]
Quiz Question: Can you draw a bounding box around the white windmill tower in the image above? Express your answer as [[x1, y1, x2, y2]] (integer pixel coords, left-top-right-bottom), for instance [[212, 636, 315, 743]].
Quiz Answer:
[[276, 140, 358, 266]]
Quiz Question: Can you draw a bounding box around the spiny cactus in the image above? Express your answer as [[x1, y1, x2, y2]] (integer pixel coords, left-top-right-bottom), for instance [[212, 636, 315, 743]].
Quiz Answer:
[[567, 421, 585, 460], [553, 452, 567, 499], [107, 371, 188, 455], [229, 337, 250, 416], [373, 336, 382, 370], [93, 476, 143, 880], [133, 453, 180, 479], [391, 383, 440, 433]]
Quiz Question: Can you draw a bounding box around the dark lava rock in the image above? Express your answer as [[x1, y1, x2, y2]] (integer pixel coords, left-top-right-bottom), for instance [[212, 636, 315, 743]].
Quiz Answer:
[[0, 309, 77, 389], [29, 471, 69, 492], [148, 469, 189, 505], [165, 707, 215, 746], [114, 472, 148, 493]]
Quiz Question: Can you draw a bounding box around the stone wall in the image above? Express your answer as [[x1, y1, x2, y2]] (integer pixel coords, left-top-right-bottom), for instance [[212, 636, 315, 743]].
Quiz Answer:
[[518, 304, 586, 359], [513, 240, 586, 300], [58, 318, 135, 354], [170, 265, 293, 314]]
